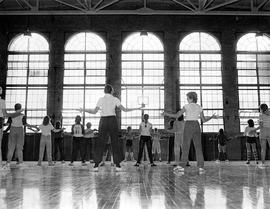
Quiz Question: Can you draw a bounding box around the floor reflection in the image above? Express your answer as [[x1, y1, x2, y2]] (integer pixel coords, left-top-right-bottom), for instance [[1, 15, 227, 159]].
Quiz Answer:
[[1, 162, 270, 209]]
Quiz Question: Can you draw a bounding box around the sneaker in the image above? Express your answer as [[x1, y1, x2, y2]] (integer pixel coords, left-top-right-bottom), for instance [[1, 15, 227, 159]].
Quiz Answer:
[[246, 161, 250, 165], [1, 164, 10, 171], [69, 162, 74, 166], [48, 162, 54, 166], [216, 160, 220, 163], [151, 163, 157, 167], [186, 162, 191, 167], [199, 168, 206, 173], [81, 162, 87, 166], [115, 166, 122, 172], [225, 160, 229, 162], [99, 162, 105, 166], [174, 165, 184, 172], [93, 166, 99, 172], [134, 163, 140, 167], [18, 163, 25, 168], [159, 159, 162, 162], [37, 162, 42, 166], [258, 163, 266, 169], [90, 160, 94, 163]]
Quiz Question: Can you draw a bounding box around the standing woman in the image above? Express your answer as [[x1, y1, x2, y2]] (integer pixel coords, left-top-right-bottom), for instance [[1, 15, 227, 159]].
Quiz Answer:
[[0, 87, 22, 169], [258, 104, 270, 169], [163, 92, 216, 173], [80, 84, 144, 172]]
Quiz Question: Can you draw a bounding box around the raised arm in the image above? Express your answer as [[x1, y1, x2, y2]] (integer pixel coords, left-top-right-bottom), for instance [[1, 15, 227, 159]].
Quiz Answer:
[[80, 106, 100, 114], [163, 108, 185, 119], [2, 109, 23, 118], [118, 103, 145, 112], [200, 111, 217, 123]]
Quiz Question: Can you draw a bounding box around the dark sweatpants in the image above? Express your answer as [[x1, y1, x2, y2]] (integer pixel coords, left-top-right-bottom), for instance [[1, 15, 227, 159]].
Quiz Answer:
[[71, 137, 85, 163], [136, 136, 154, 164], [53, 137, 65, 161], [94, 116, 121, 166]]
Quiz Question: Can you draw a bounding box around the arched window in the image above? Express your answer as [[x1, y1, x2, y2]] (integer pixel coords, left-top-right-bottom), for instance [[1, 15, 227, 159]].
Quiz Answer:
[[63, 32, 106, 130], [179, 32, 223, 132], [237, 33, 270, 131], [122, 32, 164, 129], [6, 33, 49, 125]]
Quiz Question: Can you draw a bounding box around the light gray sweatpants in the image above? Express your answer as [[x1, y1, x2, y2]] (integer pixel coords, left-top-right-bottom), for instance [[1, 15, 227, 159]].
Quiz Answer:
[[181, 121, 204, 168], [7, 126, 24, 163], [38, 135, 52, 163]]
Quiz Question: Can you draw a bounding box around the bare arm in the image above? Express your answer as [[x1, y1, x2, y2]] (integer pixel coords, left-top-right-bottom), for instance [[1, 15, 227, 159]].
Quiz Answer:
[[163, 108, 185, 119], [27, 125, 40, 132], [138, 125, 142, 136], [200, 111, 216, 123], [118, 104, 145, 112], [2, 109, 23, 118], [80, 107, 100, 114]]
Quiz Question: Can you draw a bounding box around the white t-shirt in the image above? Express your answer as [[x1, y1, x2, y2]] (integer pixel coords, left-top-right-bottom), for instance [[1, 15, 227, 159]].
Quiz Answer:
[[84, 128, 94, 138], [184, 103, 203, 121], [11, 115, 25, 127], [152, 132, 161, 141], [40, 124, 54, 136], [140, 122, 152, 136], [72, 124, 84, 137], [0, 98, 6, 118], [96, 94, 121, 117], [244, 126, 257, 137]]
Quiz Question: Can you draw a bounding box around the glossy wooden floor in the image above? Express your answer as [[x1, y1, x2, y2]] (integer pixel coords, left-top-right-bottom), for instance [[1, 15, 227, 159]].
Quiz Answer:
[[0, 161, 270, 209]]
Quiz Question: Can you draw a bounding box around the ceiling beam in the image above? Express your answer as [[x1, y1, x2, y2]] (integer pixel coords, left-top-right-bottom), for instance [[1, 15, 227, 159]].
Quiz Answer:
[[170, 0, 196, 12], [205, 0, 240, 12], [95, 0, 119, 11], [204, 0, 214, 9], [77, 0, 88, 10], [93, 0, 103, 9], [21, 0, 34, 9], [15, 0, 24, 9], [186, 0, 197, 10], [53, 0, 87, 12], [1, 9, 270, 15], [257, 0, 270, 10]]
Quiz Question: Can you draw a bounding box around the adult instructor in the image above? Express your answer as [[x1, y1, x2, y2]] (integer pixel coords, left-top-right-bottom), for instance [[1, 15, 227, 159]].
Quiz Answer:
[[0, 86, 22, 169], [80, 84, 144, 172]]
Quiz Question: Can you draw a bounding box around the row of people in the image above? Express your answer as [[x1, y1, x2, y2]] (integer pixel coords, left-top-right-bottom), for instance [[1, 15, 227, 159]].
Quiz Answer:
[[1, 84, 270, 173]]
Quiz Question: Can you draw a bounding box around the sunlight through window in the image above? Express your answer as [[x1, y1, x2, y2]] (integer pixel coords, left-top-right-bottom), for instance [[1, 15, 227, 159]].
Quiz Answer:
[[121, 32, 164, 129], [179, 32, 223, 132], [6, 33, 49, 126], [63, 32, 106, 130], [237, 33, 270, 131]]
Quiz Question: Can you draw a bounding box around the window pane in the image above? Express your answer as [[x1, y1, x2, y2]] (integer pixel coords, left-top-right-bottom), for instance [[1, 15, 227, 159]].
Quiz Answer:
[[63, 32, 106, 129], [6, 33, 49, 126], [237, 33, 270, 130], [179, 33, 222, 132], [121, 33, 164, 128]]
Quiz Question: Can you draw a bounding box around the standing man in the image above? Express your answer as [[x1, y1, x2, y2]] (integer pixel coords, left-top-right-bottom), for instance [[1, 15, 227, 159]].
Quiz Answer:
[[80, 84, 144, 172]]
